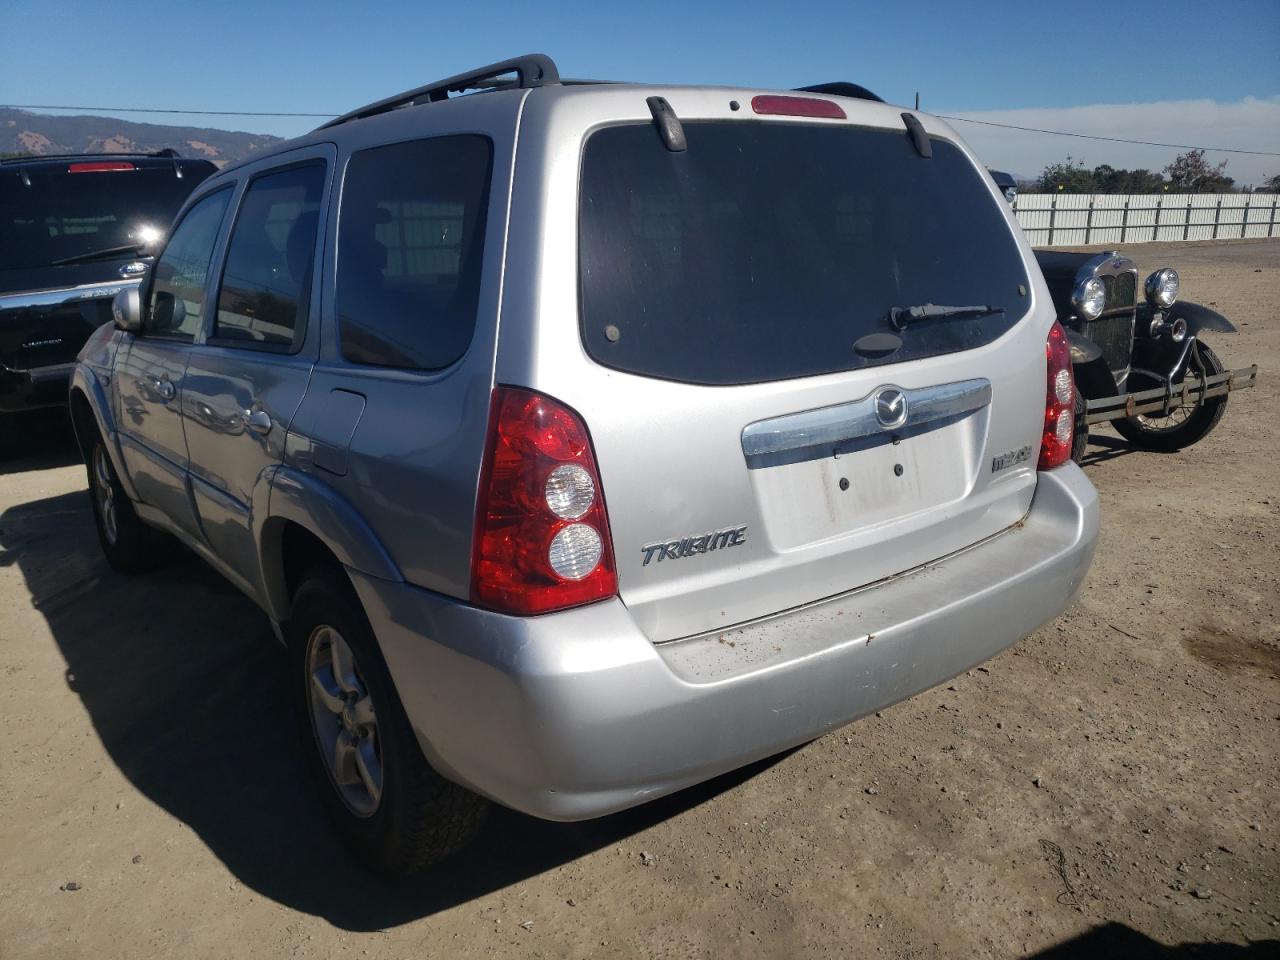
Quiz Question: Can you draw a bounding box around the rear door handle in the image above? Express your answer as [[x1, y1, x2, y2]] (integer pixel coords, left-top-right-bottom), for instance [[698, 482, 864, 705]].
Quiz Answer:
[[243, 409, 272, 434]]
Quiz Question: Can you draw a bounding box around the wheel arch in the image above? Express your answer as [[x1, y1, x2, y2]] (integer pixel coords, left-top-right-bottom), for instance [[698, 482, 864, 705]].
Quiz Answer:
[[255, 466, 403, 623], [68, 364, 141, 502], [67, 387, 97, 461]]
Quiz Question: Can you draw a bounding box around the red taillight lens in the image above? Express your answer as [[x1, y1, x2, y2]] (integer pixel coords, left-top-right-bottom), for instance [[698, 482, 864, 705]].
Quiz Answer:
[[472, 387, 617, 615], [68, 161, 136, 173], [750, 95, 846, 120], [1038, 321, 1076, 470]]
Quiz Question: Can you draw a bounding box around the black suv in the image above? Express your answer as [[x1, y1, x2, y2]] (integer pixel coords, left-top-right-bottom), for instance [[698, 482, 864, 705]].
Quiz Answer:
[[1, 151, 215, 414]]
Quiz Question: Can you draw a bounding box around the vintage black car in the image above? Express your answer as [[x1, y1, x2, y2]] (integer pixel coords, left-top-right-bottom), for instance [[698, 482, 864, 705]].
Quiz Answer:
[[988, 171, 1257, 459], [1036, 250, 1256, 459], [1, 151, 215, 415]]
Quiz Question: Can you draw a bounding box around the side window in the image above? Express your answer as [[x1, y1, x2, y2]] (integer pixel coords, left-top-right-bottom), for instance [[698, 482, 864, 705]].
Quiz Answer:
[[144, 187, 232, 339], [336, 136, 493, 369], [213, 162, 325, 350]]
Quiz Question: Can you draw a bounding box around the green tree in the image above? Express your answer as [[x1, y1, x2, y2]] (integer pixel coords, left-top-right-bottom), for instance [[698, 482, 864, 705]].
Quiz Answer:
[[1163, 149, 1234, 193], [1034, 157, 1171, 194], [1035, 156, 1097, 193], [1092, 164, 1166, 194], [1263, 173, 1280, 193]]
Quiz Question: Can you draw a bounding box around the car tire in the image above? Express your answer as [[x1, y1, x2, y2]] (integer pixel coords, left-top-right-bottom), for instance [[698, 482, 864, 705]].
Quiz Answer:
[[1070, 387, 1088, 464], [85, 434, 168, 573], [288, 564, 488, 876], [1113, 342, 1228, 452]]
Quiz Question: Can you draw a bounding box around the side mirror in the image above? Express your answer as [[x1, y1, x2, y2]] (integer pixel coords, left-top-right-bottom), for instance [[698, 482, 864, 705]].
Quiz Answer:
[[151, 291, 186, 332], [112, 286, 143, 333]]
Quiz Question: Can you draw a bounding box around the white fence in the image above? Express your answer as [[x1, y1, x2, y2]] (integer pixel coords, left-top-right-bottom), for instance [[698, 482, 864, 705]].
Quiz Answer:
[[1013, 193, 1280, 247]]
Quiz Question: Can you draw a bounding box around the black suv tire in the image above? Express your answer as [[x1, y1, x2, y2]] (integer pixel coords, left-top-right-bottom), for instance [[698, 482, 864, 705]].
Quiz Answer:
[[288, 565, 488, 875], [86, 434, 170, 573]]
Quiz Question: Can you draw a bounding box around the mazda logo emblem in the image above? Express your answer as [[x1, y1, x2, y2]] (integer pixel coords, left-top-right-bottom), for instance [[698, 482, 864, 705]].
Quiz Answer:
[[874, 388, 908, 429]]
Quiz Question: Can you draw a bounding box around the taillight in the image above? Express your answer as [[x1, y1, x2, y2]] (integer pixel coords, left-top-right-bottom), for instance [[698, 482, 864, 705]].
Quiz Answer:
[[68, 161, 136, 173], [1038, 321, 1075, 470], [750, 95, 846, 120], [472, 387, 617, 615]]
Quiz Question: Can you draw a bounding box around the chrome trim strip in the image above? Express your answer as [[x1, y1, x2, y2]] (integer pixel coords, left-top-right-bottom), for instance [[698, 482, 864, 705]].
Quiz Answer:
[[740, 378, 992, 458], [0, 278, 141, 311]]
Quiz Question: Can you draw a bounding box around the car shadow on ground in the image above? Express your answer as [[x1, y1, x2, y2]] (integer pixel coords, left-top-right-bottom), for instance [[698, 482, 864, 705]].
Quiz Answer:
[[1079, 431, 1145, 468], [1023, 922, 1277, 958], [0, 486, 787, 931], [0, 408, 83, 476]]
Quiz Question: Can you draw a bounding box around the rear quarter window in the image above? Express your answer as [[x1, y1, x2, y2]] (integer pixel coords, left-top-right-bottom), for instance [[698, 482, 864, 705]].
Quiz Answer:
[[336, 135, 493, 370], [579, 121, 1030, 385]]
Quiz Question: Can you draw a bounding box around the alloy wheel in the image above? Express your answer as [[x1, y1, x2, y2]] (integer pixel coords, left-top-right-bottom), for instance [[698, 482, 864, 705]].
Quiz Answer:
[[305, 625, 383, 817], [92, 445, 118, 546]]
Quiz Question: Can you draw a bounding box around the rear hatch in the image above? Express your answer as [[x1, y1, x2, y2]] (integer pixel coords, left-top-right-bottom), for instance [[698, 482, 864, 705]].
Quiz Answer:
[[1, 158, 212, 372], [513, 91, 1053, 642]]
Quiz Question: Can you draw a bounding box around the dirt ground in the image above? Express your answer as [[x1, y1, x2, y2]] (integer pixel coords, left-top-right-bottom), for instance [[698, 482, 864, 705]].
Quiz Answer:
[[1, 239, 1277, 959]]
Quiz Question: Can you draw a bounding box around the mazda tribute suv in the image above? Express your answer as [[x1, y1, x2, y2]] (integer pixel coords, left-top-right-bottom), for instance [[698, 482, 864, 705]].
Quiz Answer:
[[70, 55, 1099, 875]]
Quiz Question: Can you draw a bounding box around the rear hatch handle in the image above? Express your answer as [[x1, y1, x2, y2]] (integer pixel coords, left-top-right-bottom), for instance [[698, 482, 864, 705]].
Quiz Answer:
[[741, 378, 992, 460]]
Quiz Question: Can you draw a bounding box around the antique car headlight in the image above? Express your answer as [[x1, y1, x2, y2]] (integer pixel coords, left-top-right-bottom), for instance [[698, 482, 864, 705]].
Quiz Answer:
[[1145, 268, 1179, 308], [1072, 277, 1106, 320]]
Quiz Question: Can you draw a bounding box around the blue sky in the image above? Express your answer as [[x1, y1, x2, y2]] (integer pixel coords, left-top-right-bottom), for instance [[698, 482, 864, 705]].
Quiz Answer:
[[3, 0, 1279, 182]]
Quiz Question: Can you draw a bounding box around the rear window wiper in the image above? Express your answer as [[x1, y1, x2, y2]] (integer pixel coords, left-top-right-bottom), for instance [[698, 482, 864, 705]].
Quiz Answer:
[[51, 242, 147, 267], [888, 303, 1004, 331]]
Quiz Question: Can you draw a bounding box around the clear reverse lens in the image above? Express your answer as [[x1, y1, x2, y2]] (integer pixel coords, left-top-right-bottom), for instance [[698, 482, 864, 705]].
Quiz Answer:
[[548, 524, 603, 580], [1054, 408, 1072, 445], [1145, 268, 1179, 308], [544, 463, 595, 520], [1053, 367, 1073, 405], [1077, 277, 1106, 320]]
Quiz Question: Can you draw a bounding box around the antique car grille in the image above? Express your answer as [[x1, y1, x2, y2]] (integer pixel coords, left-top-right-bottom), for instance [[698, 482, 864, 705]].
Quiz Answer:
[[1103, 272, 1136, 314], [1089, 267, 1137, 383], [1086, 314, 1135, 382]]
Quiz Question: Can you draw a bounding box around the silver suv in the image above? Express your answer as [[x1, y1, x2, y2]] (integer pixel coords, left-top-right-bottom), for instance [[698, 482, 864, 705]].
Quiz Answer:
[[70, 55, 1099, 875]]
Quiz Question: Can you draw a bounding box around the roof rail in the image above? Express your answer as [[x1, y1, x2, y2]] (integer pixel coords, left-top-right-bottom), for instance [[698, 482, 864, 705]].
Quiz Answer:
[[794, 82, 884, 104], [319, 53, 560, 130]]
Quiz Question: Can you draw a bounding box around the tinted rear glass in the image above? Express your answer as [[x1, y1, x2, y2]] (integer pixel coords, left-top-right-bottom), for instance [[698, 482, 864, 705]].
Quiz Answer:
[[0, 164, 209, 271], [579, 122, 1030, 385]]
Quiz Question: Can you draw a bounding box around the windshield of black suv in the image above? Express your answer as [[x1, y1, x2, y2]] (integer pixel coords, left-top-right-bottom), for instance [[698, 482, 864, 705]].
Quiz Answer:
[[579, 121, 1030, 385], [0, 163, 208, 272]]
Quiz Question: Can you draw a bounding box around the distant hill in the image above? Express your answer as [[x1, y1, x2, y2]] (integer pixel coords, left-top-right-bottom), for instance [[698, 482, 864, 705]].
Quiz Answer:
[[0, 108, 283, 167]]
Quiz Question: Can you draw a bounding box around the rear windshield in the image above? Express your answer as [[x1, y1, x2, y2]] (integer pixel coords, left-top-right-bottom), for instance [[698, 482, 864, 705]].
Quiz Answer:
[[0, 164, 208, 271], [579, 122, 1030, 385]]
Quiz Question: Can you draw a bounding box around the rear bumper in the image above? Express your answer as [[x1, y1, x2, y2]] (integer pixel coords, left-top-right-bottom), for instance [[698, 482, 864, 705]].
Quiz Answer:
[[351, 463, 1099, 821], [0, 362, 74, 413]]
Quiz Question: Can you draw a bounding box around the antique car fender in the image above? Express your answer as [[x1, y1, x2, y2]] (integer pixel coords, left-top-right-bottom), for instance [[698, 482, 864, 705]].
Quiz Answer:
[[1131, 301, 1235, 379], [254, 465, 404, 623], [1065, 329, 1103, 364], [1166, 300, 1236, 335], [1070, 351, 1120, 401]]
